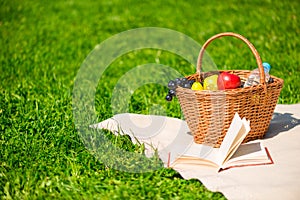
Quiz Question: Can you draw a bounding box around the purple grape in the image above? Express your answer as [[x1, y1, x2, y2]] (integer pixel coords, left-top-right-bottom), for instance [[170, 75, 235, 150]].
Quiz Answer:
[[165, 94, 173, 101], [183, 82, 191, 88], [166, 77, 190, 101], [175, 78, 182, 86], [168, 80, 176, 89], [169, 89, 176, 96]]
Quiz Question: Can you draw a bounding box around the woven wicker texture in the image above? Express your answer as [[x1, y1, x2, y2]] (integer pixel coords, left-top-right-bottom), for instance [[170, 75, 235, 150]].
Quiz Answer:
[[176, 32, 284, 147]]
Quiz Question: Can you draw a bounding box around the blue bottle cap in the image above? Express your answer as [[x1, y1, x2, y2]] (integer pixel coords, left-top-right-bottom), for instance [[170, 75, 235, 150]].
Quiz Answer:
[[263, 62, 271, 72]]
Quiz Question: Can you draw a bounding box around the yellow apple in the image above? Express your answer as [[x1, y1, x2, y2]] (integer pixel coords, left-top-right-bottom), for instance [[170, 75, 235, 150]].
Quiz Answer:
[[203, 75, 219, 90]]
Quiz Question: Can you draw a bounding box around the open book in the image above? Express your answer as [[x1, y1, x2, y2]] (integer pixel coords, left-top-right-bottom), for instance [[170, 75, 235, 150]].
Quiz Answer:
[[169, 113, 273, 172]]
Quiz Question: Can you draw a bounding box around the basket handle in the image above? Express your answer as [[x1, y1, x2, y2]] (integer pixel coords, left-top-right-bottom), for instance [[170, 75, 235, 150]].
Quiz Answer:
[[196, 32, 265, 84]]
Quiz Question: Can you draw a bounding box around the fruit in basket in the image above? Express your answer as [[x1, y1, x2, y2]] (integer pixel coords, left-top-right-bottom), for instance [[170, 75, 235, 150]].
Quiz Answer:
[[165, 77, 192, 101], [168, 80, 176, 90], [191, 82, 203, 90], [165, 94, 173, 101], [217, 72, 241, 90], [203, 75, 218, 90]]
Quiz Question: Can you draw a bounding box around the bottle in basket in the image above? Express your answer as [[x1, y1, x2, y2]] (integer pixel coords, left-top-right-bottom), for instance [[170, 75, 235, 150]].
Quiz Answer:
[[244, 62, 271, 87]]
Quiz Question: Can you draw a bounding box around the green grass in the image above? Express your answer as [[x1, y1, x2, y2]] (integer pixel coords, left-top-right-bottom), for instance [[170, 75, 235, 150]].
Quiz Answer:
[[0, 0, 299, 199]]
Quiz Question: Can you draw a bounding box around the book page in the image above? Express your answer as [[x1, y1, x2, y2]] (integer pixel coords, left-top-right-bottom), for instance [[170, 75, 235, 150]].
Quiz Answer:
[[170, 142, 220, 168], [216, 113, 250, 166], [221, 119, 250, 165], [172, 156, 219, 168], [221, 142, 273, 169], [182, 143, 219, 162]]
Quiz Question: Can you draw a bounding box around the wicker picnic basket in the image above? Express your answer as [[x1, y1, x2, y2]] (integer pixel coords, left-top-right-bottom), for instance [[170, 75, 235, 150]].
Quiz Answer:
[[176, 32, 284, 148]]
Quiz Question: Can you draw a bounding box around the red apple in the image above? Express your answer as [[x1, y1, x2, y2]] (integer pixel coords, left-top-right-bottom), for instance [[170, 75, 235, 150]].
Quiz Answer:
[[217, 72, 241, 90]]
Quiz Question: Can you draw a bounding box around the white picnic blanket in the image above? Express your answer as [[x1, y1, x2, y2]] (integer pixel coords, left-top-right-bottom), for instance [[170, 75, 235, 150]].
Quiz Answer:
[[93, 104, 300, 200]]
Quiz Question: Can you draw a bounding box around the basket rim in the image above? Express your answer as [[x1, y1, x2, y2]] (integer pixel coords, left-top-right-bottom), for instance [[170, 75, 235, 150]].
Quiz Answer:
[[176, 73, 283, 95]]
